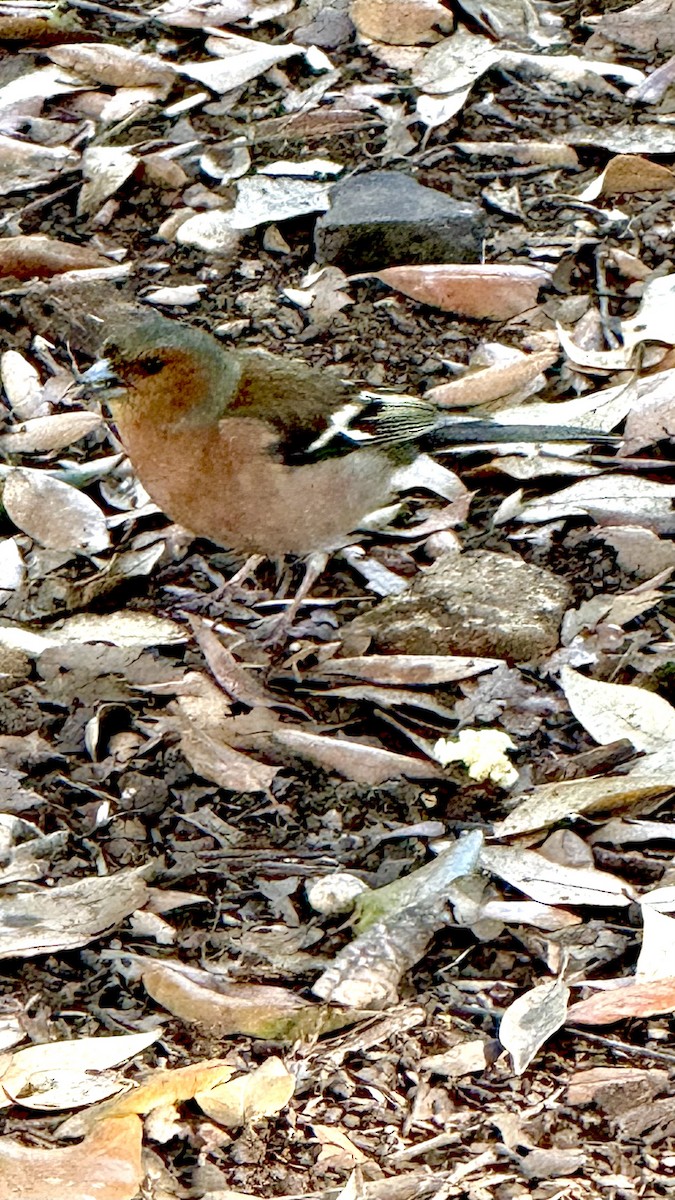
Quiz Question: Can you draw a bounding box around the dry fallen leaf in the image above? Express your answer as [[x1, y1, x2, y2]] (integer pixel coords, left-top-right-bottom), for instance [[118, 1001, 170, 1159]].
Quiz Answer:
[[568, 977, 675, 1025], [138, 957, 349, 1040], [196, 1056, 295, 1128], [0, 1030, 160, 1111], [3, 468, 110, 555], [0, 234, 111, 279], [0, 1115, 143, 1200], [362, 264, 551, 320], [579, 153, 675, 200], [500, 976, 570, 1075], [560, 666, 675, 753], [47, 42, 176, 90]]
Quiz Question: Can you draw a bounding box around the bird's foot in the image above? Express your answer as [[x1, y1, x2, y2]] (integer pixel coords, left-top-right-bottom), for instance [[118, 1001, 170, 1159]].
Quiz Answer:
[[249, 551, 331, 648]]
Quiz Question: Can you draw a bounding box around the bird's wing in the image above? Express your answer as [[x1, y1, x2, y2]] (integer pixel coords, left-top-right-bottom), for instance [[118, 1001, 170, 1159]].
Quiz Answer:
[[227, 350, 439, 462]]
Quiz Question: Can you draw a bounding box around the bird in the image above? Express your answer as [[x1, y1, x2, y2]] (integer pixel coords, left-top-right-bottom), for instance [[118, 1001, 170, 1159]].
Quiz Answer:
[[83, 312, 614, 572]]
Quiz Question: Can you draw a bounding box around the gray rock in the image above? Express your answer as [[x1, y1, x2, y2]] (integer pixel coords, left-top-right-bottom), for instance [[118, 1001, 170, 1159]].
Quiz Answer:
[[315, 170, 485, 271], [342, 551, 571, 662], [294, 3, 354, 48]]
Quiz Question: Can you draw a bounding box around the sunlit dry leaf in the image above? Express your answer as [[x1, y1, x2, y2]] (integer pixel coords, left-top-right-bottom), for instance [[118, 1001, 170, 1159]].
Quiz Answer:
[[499, 976, 570, 1074], [0, 538, 26, 598], [282, 264, 353, 322], [144, 285, 207, 307], [350, 0, 450, 45], [0, 812, 65, 885], [0, 64, 84, 118], [175, 703, 279, 793], [1, 350, 45, 418], [640, 884, 675, 911], [313, 1123, 369, 1167], [197, 1056, 295, 1128], [77, 146, 137, 216], [579, 154, 674, 201], [426, 349, 557, 409], [59, 1059, 235, 1138], [0, 1030, 160, 1110], [559, 273, 675, 372], [0, 412, 102, 454], [260, 158, 343, 178], [179, 33, 301, 91], [0, 235, 110, 280], [0, 610, 185, 656], [560, 666, 675, 753], [492, 775, 672, 838], [636, 907, 675, 981], [455, 140, 579, 166], [4, 468, 110, 555], [591, 817, 675, 846], [363, 264, 550, 320], [305, 653, 501, 686], [586, 0, 675, 54], [493, 371, 637, 432], [0, 134, 79, 195], [271, 728, 443, 783], [478, 899, 581, 931], [567, 1065, 668, 1106], [512, 475, 675, 531], [567, 977, 675, 1025], [620, 369, 675, 453], [188, 614, 293, 710], [47, 42, 176, 90], [414, 25, 642, 98], [481, 844, 634, 906], [0, 1115, 143, 1200], [412, 27, 499, 94], [0, 868, 148, 958], [420, 1039, 493, 1077], [138, 958, 350, 1040], [152, 0, 254, 24]]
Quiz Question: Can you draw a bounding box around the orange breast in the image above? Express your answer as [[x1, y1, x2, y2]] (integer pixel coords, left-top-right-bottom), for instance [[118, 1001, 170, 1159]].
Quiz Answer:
[[113, 412, 396, 556]]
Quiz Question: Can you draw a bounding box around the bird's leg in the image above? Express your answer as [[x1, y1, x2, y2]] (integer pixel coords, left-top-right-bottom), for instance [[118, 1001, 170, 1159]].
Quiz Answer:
[[253, 550, 329, 646], [226, 554, 265, 589]]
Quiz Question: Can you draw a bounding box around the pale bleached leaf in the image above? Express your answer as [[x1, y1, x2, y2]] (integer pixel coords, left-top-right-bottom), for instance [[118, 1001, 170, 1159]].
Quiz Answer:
[[1, 350, 45, 418], [481, 844, 634, 906], [500, 976, 570, 1075], [77, 146, 137, 216], [0, 411, 102, 454], [3, 468, 110, 555], [560, 666, 675, 753], [513, 475, 675, 532]]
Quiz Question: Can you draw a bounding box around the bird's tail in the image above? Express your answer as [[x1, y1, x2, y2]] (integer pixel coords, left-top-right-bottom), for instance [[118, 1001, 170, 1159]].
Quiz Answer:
[[424, 420, 618, 448]]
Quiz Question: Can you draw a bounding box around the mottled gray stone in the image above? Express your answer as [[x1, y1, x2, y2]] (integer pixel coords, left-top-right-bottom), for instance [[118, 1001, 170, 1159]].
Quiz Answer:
[[343, 551, 571, 662], [315, 170, 485, 271]]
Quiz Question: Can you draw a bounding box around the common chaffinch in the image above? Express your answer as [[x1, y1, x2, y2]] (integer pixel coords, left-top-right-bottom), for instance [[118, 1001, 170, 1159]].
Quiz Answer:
[[84, 312, 611, 560]]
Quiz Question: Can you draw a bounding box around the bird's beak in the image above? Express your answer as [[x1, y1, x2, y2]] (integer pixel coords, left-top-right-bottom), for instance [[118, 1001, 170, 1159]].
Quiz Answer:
[[79, 358, 126, 405], [80, 358, 117, 386]]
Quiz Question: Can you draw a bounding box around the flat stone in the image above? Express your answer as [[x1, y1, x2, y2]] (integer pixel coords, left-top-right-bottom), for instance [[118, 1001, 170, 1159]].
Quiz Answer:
[[294, 4, 354, 47], [342, 551, 571, 662], [315, 170, 485, 271]]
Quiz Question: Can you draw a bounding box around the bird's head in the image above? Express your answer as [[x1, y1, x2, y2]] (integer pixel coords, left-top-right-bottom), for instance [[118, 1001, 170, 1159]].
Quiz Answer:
[[82, 313, 234, 423]]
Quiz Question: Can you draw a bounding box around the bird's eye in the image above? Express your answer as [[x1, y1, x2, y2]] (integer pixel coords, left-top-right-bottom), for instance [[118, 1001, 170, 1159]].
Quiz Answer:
[[139, 356, 165, 376]]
